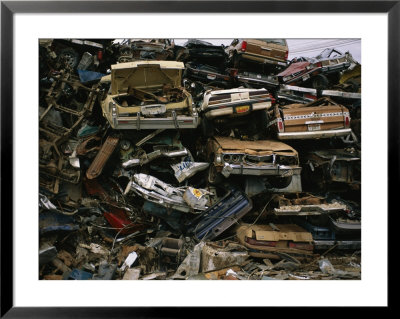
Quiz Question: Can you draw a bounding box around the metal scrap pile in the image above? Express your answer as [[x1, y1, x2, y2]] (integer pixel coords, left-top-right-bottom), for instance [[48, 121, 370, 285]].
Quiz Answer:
[[39, 38, 361, 280]]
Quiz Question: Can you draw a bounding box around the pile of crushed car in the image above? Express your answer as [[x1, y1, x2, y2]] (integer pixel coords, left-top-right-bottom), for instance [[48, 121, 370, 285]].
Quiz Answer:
[[39, 38, 361, 280]]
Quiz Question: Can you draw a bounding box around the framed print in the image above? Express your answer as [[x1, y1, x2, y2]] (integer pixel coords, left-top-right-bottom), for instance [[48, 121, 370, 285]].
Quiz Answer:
[[1, 0, 395, 316]]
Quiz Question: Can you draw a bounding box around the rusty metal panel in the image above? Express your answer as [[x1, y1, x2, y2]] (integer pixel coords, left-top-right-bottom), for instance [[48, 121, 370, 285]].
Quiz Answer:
[[86, 136, 119, 179]]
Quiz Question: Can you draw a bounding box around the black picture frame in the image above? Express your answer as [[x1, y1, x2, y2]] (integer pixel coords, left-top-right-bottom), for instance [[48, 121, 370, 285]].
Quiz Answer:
[[1, 1, 395, 317]]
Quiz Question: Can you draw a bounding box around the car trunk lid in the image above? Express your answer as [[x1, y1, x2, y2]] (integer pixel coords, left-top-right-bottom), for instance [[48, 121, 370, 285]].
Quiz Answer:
[[245, 39, 287, 61], [280, 98, 349, 133], [111, 61, 185, 95]]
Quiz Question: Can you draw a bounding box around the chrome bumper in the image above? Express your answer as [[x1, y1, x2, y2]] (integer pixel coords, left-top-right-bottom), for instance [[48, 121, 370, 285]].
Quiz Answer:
[[109, 115, 200, 130], [278, 128, 352, 140], [221, 163, 302, 177]]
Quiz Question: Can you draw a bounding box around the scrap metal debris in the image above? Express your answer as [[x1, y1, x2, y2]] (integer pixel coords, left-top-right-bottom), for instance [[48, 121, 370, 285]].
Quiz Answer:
[[39, 38, 361, 280]]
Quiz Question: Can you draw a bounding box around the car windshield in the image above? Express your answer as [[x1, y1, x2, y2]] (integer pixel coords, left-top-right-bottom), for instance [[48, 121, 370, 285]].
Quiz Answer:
[[257, 39, 286, 46]]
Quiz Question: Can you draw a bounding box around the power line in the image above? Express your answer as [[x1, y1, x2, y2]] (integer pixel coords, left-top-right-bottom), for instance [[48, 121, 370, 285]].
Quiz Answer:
[[290, 39, 360, 54], [290, 40, 361, 56]]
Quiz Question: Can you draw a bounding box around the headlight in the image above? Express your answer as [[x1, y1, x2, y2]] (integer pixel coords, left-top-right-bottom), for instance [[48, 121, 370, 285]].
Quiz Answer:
[[215, 154, 222, 164], [231, 154, 240, 163], [283, 76, 290, 82], [223, 154, 231, 163], [109, 102, 117, 117]]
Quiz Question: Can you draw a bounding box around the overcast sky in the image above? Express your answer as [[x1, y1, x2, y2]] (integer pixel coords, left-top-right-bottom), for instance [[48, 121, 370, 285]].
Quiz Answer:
[[174, 38, 361, 63]]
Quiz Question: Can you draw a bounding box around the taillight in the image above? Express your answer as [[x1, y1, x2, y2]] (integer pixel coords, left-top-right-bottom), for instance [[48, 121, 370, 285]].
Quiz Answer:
[[305, 93, 317, 100], [97, 50, 103, 61], [285, 50, 288, 60], [277, 117, 284, 132], [240, 41, 247, 52], [269, 94, 276, 105], [344, 114, 350, 128], [315, 62, 322, 67]]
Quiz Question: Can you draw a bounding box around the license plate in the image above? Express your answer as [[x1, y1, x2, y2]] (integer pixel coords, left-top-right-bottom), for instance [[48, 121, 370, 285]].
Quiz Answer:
[[207, 74, 216, 80], [235, 105, 250, 113], [308, 124, 321, 131], [302, 74, 310, 81], [140, 104, 166, 115]]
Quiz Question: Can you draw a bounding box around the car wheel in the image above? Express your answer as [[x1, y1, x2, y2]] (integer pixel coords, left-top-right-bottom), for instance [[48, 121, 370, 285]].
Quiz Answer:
[[312, 74, 330, 90], [201, 116, 215, 137], [58, 47, 80, 69]]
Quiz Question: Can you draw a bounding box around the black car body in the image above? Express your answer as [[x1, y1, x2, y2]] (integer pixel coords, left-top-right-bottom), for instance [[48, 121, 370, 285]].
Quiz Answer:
[[177, 39, 228, 67], [184, 62, 236, 89]]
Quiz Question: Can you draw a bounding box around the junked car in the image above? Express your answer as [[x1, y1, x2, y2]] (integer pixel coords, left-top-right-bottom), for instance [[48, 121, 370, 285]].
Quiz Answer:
[[101, 61, 198, 130], [267, 97, 352, 140], [277, 48, 352, 90], [205, 136, 302, 190], [199, 87, 272, 136], [183, 62, 237, 89], [117, 39, 175, 63], [236, 223, 314, 260], [227, 39, 288, 70], [236, 71, 280, 92], [302, 147, 361, 190], [176, 39, 228, 67]]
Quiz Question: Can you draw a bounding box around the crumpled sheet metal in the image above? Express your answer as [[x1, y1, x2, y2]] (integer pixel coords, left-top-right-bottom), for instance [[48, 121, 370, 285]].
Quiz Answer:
[[201, 242, 249, 273], [171, 160, 209, 183], [124, 173, 211, 213], [172, 241, 205, 279], [122, 148, 189, 169], [188, 188, 253, 240], [39, 211, 79, 234]]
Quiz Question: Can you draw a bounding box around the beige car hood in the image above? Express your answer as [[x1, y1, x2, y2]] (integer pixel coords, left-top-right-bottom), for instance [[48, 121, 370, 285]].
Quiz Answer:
[[236, 224, 313, 243], [214, 137, 297, 156], [110, 61, 185, 95]]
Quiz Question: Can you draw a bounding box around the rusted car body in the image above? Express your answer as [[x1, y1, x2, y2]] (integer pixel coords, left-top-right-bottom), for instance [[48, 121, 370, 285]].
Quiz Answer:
[[236, 71, 280, 91], [277, 84, 361, 105], [236, 224, 314, 260], [177, 39, 228, 67], [184, 62, 236, 89], [101, 61, 198, 130], [227, 38, 288, 68], [199, 87, 272, 136], [206, 136, 302, 190], [39, 70, 102, 193], [272, 193, 348, 216], [200, 88, 272, 119], [303, 148, 361, 186], [277, 48, 352, 89], [267, 97, 352, 140], [117, 39, 175, 62]]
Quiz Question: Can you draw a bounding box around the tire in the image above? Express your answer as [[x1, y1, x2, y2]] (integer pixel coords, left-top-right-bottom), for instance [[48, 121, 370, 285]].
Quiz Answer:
[[58, 47, 80, 69], [201, 116, 215, 137], [312, 74, 330, 90]]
